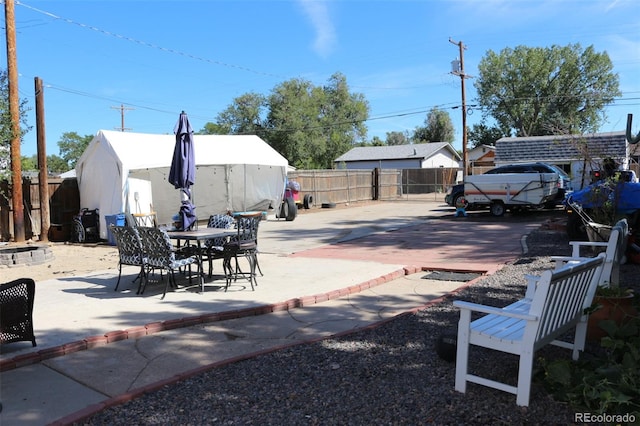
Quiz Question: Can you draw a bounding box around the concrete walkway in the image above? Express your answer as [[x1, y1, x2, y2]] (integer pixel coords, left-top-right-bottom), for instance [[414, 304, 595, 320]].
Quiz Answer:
[[0, 200, 549, 425]]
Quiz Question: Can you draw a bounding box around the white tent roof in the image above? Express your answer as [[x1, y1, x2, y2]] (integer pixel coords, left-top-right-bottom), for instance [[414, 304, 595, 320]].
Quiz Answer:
[[75, 130, 288, 240], [83, 130, 288, 172]]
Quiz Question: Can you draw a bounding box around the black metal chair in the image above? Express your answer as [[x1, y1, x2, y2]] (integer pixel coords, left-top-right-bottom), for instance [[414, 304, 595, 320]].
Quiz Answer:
[[137, 226, 201, 299], [223, 214, 262, 291], [202, 214, 235, 277], [0, 278, 36, 347], [110, 225, 147, 293]]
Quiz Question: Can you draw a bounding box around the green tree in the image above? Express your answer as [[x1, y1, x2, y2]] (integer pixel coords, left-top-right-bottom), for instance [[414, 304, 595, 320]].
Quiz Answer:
[[21, 154, 69, 174], [20, 155, 38, 171], [317, 73, 369, 168], [46, 155, 70, 174], [475, 44, 620, 136], [369, 136, 386, 146], [267, 78, 321, 169], [385, 131, 410, 146], [198, 122, 229, 135], [57, 132, 93, 169], [215, 92, 267, 136], [412, 107, 454, 143], [467, 122, 507, 148], [0, 69, 31, 182], [266, 73, 368, 169]]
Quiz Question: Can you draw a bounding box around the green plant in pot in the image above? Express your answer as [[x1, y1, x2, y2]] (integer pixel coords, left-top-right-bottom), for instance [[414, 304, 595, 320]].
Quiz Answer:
[[579, 172, 633, 242]]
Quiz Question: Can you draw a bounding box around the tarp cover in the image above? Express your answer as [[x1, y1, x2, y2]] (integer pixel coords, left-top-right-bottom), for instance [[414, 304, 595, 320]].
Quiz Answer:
[[568, 181, 640, 214], [76, 130, 288, 239]]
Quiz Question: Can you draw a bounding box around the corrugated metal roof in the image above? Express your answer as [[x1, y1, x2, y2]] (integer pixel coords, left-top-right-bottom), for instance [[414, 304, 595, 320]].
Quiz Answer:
[[495, 131, 627, 163], [335, 142, 459, 162]]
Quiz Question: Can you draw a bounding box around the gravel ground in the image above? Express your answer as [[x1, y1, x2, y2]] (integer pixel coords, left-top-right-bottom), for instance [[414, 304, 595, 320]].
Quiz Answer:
[[85, 227, 639, 425]]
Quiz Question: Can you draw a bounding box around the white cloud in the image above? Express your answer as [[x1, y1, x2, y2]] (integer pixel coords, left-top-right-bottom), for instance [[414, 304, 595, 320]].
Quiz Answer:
[[297, 0, 337, 58]]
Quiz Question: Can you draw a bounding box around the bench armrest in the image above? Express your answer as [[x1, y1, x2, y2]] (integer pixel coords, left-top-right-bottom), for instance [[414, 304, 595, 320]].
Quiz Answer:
[[453, 300, 538, 321], [550, 255, 591, 269], [569, 241, 608, 257], [523, 274, 541, 299]]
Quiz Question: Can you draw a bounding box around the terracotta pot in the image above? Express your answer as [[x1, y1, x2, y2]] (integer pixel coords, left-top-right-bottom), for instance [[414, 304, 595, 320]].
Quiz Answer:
[[587, 293, 637, 341]]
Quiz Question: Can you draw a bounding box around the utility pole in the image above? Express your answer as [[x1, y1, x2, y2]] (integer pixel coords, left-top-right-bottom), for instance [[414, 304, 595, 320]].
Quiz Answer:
[[5, 0, 25, 242], [449, 38, 470, 178], [111, 104, 133, 131], [35, 77, 50, 242]]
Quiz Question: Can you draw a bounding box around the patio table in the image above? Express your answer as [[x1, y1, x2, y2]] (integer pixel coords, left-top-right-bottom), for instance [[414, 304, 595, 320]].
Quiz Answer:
[[167, 228, 236, 282]]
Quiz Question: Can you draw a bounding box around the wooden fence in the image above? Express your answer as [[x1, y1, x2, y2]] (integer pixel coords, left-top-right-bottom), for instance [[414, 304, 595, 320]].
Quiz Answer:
[[2, 168, 458, 241], [1, 178, 80, 241], [287, 168, 458, 204]]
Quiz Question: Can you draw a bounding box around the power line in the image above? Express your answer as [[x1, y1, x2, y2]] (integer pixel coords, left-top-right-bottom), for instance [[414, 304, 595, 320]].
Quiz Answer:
[[15, 0, 285, 79]]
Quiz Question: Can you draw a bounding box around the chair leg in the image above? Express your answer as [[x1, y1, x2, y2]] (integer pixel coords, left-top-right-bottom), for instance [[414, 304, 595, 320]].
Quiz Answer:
[[247, 252, 256, 290], [162, 271, 174, 300], [233, 253, 242, 281], [114, 264, 123, 291], [255, 250, 263, 276], [135, 265, 147, 294], [223, 255, 233, 291]]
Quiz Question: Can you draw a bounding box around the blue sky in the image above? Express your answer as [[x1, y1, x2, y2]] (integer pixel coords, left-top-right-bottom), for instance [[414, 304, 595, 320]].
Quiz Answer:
[[3, 0, 640, 159]]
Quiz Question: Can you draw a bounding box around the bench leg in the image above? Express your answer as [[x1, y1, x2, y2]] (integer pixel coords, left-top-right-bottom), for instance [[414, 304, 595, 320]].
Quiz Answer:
[[455, 311, 471, 394], [516, 351, 534, 406], [572, 320, 588, 360]]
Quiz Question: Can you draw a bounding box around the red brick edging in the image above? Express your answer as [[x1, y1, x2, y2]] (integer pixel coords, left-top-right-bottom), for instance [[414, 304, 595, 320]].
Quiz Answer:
[[1, 267, 415, 373]]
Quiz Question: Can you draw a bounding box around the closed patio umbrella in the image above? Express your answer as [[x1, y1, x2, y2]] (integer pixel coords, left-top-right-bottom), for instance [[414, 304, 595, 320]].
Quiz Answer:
[[169, 111, 197, 230]]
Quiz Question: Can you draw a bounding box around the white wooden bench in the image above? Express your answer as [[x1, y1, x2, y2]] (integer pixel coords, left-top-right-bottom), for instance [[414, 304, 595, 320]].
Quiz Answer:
[[453, 254, 605, 407], [552, 218, 628, 287]]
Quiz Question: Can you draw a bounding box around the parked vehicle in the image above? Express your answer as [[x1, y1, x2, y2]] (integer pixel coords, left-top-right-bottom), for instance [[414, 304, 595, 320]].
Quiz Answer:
[[464, 172, 560, 216], [445, 162, 569, 213], [484, 162, 572, 204]]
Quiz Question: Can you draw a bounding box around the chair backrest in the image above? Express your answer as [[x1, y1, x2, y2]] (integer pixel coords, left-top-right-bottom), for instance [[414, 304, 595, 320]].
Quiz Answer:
[[0, 278, 36, 345], [124, 213, 137, 227], [110, 225, 144, 265], [529, 254, 605, 345], [206, 214, 235, 248], [234, 215, 261, 245], [137, 226, 175, 268]]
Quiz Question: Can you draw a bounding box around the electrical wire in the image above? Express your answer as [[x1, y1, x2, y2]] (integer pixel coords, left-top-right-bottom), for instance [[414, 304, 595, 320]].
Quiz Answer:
[[14, 0, 285, 79]]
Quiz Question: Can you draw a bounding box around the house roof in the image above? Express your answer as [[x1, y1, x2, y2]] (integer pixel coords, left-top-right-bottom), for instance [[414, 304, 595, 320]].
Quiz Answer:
[[468, 144, 495, 161], [335, 142, 460, 163], [495, 131, 627, 163]]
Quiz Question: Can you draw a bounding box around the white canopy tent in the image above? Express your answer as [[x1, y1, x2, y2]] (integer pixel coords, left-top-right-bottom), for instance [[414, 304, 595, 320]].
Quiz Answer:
[[76, 130, 288, 240]]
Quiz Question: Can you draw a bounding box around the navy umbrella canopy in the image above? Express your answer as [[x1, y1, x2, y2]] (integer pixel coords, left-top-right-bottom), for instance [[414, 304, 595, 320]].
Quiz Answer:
[[169, 111, 197, 230]]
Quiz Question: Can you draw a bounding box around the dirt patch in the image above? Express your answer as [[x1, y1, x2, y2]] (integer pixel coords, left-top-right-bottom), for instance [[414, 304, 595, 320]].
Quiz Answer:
[[0, 242, 119, 283]]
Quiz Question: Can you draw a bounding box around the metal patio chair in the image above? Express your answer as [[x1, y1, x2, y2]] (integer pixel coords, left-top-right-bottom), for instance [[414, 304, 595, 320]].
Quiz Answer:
[[137, 226, 201, 299]]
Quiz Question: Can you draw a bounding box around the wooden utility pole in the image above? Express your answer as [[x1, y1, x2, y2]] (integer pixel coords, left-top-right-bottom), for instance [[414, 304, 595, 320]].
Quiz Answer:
[[111, 104, 133, 131], [35, 77, 49, 242], [5, 0, 25, 242], [449, 38, 470, 178]]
